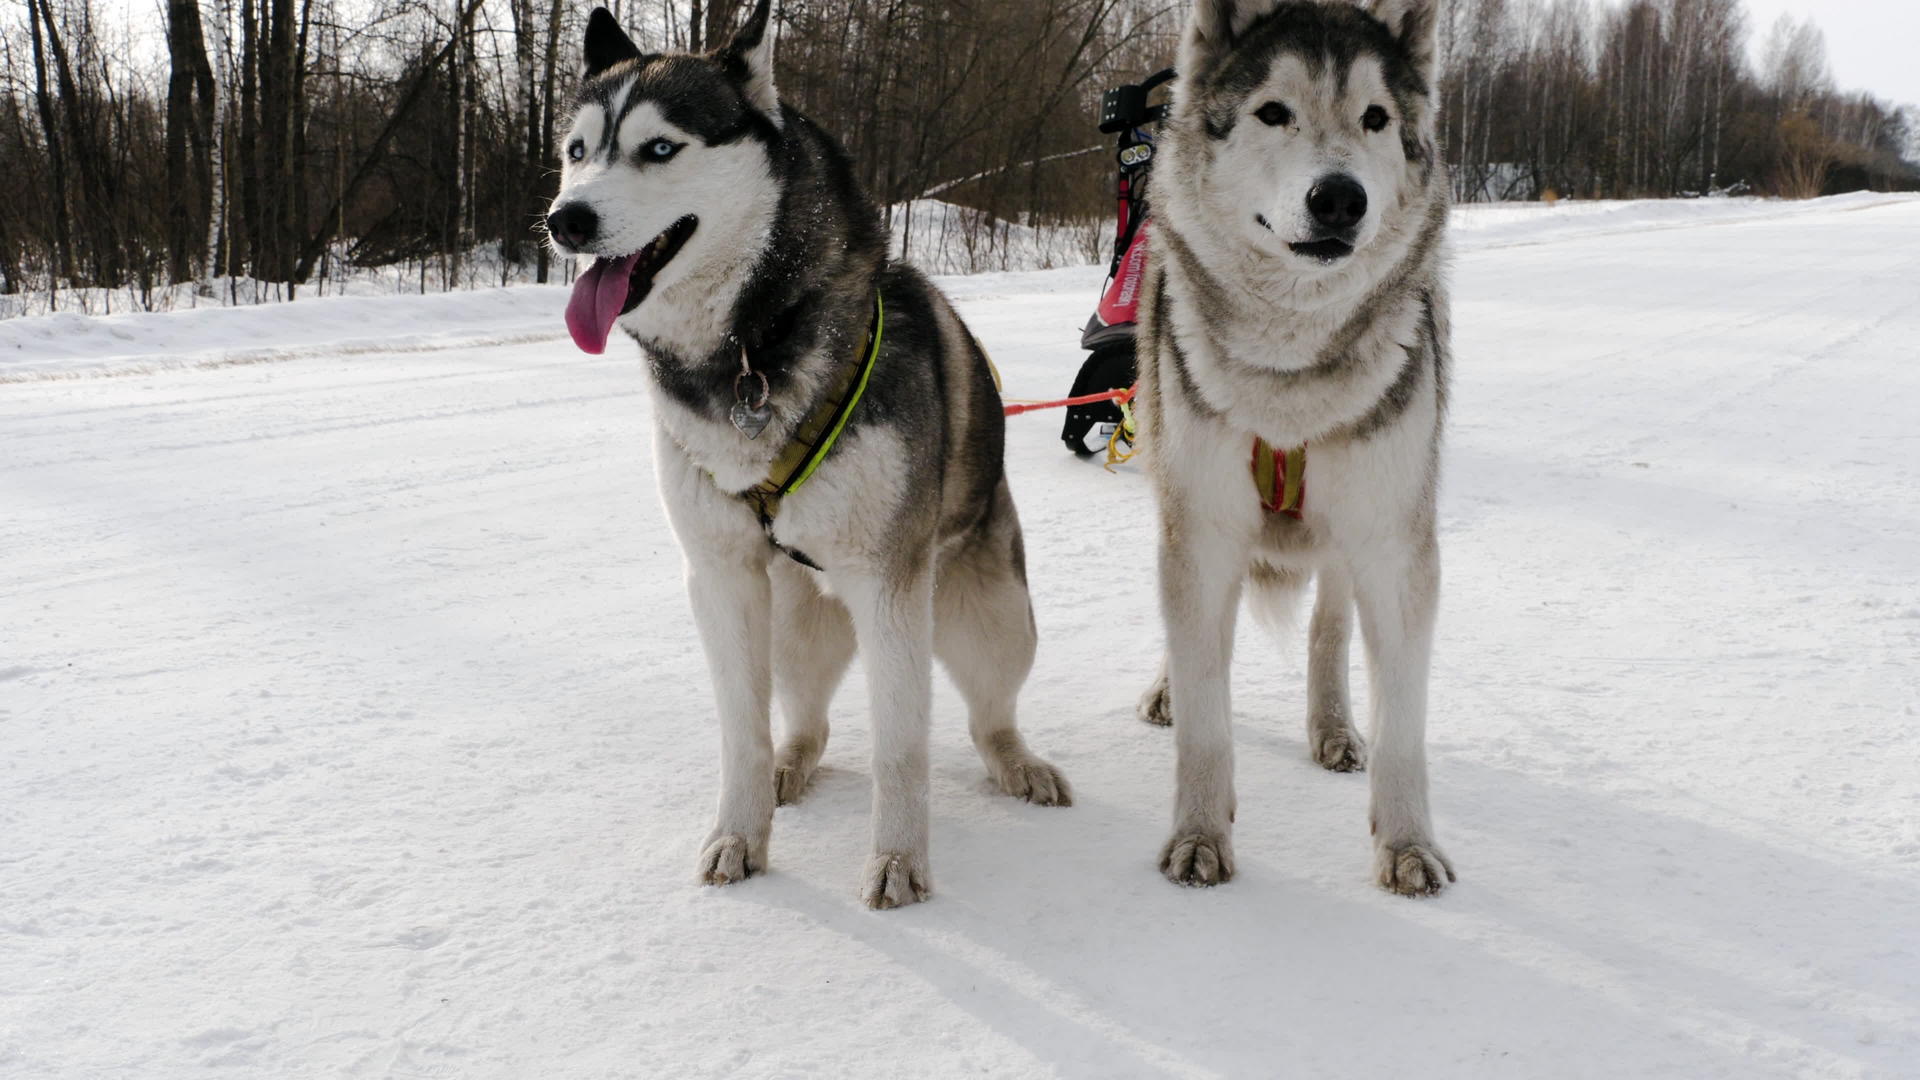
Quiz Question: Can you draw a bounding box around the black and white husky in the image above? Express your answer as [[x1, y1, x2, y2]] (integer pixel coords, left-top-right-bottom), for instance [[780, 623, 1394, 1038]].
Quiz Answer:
[[1136, 0, 1457, 895], [545, 3, 1069, 909]]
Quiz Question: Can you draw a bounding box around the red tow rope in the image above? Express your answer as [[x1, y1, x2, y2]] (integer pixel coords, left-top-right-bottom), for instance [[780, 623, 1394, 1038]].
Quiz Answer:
[[1002, 386, 1136, 417]]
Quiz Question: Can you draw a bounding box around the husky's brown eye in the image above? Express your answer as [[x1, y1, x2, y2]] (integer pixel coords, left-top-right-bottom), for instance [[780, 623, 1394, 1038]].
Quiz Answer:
[[1362, 106, 1390, 132], [1255, 101, 1293, 127]]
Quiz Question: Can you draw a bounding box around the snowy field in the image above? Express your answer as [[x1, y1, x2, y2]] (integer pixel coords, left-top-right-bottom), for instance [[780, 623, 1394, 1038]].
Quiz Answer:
[[4, 194, 1919, 1078], [0, 199, 1094, 322]]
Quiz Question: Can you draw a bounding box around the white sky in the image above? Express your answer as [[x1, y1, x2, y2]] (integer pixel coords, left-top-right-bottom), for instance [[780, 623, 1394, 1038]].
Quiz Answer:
[[1684, 0, 1920, 107]]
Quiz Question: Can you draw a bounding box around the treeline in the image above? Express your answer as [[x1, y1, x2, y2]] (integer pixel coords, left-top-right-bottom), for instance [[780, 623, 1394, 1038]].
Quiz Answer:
[[1, 0, 1915, 309], [1440, 0, 1918, 200], [0, 0, 1176, 308]]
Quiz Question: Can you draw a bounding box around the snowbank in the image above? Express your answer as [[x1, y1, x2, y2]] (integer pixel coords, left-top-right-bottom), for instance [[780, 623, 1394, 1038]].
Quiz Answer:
[[3, 193, 1915, 385], [0, 287, 569, 383], [889, 200, 1104, 275]]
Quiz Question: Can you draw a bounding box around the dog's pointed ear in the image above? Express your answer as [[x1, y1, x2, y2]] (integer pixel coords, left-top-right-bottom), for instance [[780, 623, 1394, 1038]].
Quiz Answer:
[[1368, 0, 1438, 83], [1181, 0, 1279, 76], [714, 0, 780, 126], [583, 7, 642, 78], [1181, 0, 1241, 76]]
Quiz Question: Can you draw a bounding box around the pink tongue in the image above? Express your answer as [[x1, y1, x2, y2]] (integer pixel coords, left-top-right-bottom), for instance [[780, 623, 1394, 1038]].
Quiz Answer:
[[564, 253, 640, 354]]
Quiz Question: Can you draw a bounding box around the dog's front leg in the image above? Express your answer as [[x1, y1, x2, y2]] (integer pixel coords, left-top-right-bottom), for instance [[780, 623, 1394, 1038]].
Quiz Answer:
[[1349, 534, 1455, 896], [838, 564, 935, 909], [686, 549, 777, 886], [1157, 508, 1253, 887]]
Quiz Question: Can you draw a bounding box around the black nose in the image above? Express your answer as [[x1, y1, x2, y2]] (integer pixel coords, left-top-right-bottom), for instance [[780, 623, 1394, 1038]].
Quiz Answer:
[[1306, 176, 1368, 232], [547, 203, 598, 250]]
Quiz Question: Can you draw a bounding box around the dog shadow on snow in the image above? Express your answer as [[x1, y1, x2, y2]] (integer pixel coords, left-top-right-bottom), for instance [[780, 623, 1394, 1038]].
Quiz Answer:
[[723, 715, 1916, 1079]]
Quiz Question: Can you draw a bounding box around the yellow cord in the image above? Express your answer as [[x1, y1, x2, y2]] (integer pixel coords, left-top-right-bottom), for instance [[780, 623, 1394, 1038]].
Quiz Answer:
[[1104, 398, 1138, 471], [983, 350, 1003, 393]]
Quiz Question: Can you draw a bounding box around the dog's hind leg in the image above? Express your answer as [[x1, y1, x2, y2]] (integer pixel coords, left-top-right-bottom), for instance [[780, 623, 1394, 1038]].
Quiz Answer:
[[1348, 534, 1454, 896], [935, 489, 1071, 807], [1307, 565, 1367, 772], [771, 558, 855, 805], [1136, 655, 1172, 727], [684, 550, 778, 887], [839, 562, 937, 909]]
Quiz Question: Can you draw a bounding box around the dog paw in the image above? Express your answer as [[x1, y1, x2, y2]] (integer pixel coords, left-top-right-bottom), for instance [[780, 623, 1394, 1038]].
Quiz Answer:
[[772, 735, 824, 806], [697, 833, 761, 886], [861, 850, 931, 910], [1160, 830, 1235, 887], [1374, 839, 1455, 897], [773, 765, 808, 806], [1311, 727, 1368, 772], [773, 760, 816, 806], [1137, 674, 1172, 727], [992, 756, 1073, 807]]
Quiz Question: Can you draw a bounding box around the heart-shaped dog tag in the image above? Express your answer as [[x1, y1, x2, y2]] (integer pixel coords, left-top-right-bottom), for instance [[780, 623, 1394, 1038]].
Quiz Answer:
[[730, 398, 773, 440]]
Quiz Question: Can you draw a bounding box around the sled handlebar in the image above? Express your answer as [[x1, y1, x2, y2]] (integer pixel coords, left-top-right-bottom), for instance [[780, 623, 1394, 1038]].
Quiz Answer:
[[1099, 68, 1177, 134], [1141, 68, 1177, 94]]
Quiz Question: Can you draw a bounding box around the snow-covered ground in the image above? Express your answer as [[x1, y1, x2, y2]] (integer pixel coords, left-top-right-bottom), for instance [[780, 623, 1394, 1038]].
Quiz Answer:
[[4, 194, 1918, 1078]]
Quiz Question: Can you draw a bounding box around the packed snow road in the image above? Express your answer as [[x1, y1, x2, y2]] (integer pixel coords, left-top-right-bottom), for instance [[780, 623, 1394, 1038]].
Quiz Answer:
[[4, 195, 1918, 1079]]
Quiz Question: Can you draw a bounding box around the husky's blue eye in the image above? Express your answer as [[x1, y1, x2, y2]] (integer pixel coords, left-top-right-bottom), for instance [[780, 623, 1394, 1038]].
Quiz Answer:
[[1255, 102, 1292, 127], [645, 139, 681, 162], [1363, 106, 1391, 132], [567, 139, 585, 162]]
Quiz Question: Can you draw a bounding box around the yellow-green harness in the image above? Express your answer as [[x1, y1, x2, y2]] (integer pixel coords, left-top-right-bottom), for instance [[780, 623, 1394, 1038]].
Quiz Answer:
[[738, 291, 884, 536]]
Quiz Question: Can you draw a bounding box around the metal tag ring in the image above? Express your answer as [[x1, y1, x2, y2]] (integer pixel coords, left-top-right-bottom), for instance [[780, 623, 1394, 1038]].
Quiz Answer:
[[734, 369, 770, 409]]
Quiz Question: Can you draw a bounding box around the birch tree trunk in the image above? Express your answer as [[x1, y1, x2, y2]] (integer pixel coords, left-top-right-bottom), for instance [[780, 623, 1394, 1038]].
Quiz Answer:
[[204, 0, 233, 289]]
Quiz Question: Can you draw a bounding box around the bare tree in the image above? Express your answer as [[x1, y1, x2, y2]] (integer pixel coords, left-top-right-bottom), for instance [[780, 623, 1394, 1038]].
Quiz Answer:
[[1762, 14, 1831, 112], [23, 0, 75, 292], [166, 0, 218, 282], [3, 0, 1915, 308]]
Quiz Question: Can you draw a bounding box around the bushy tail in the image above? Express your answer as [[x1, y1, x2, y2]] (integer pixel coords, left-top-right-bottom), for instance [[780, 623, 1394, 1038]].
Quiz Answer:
[[1244, 562, 1311, 648]]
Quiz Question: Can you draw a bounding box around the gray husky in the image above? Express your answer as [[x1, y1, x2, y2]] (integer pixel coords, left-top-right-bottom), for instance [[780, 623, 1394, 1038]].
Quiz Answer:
[[1135, 0, 1456, 896], [546, 2, 1069, 909]]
